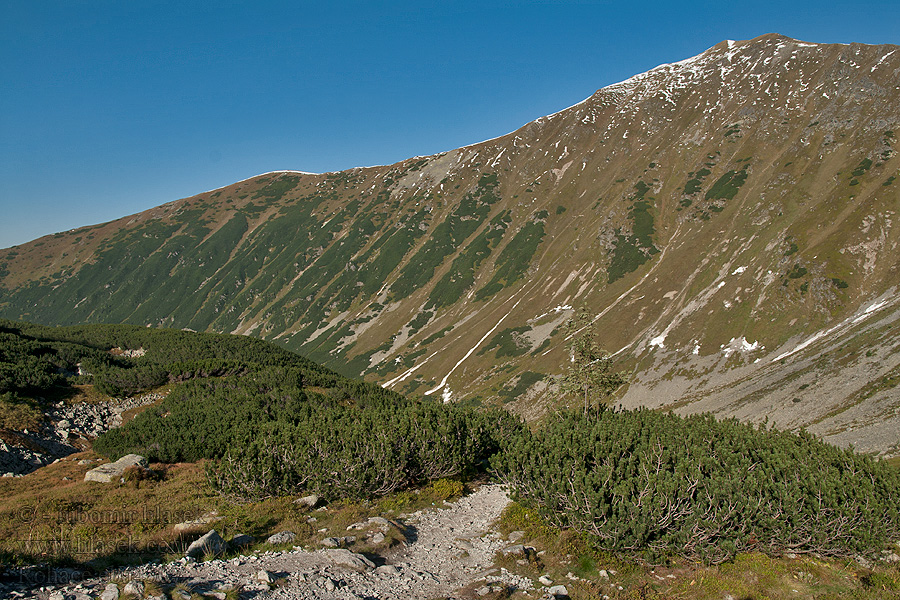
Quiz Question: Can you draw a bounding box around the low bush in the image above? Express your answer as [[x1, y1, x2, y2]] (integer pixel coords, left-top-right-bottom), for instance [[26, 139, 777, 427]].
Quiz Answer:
[[210, 403, 521, 500], [491, 408, 900, 564]]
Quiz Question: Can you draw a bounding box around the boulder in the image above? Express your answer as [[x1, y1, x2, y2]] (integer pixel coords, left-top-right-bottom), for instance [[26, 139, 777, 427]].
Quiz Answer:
[[548, 585, 569, 598], [256, 570, 274, 584], [84, 454, 148, 483], [323, 548, 375, 571], [266, 530, 297, 545], [100, 583, 119, 600], [123, 580, 145, 597], [500, 544, 527, 557], [185, 529, 227, 558]]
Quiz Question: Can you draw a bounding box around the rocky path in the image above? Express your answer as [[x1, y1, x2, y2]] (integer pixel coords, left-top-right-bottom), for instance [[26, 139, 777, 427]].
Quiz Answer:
[[17, 484, 542, 600]]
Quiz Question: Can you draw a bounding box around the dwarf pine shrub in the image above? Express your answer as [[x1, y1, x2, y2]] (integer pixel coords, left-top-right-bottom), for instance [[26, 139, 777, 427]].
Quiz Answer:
[[211, 403, 520, 500], [491, 408, 900, 563]]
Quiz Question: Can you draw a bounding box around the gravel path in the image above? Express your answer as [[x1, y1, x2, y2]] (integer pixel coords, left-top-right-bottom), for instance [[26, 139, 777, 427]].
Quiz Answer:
[[13, 484, 534, 600]]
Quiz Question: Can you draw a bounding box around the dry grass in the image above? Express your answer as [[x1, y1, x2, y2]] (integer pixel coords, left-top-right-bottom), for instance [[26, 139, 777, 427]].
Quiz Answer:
[[0, 451, 221, 569]]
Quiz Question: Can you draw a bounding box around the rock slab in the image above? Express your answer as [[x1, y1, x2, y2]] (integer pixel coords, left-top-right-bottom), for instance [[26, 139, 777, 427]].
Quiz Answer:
[[84, 454, 148, 483]]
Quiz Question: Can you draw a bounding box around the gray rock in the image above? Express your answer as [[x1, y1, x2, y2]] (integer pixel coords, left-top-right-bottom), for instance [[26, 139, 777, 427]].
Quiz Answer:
[[84, 454, 148, 483], [100, 583, 119, 600], [500, 543, 527, 557], [267, 530, 297, 545], [323, 548, 375, 571], [123, 580, 145, 597], [256, 570, 273, 584], [173, 511, 219, 533], [48, 591, 65, 600], [321, 536, 341, 547], [508, 530, 525, 542], [229, 533, 255, 548], [539, 575, 553, 585], [375, 564, 399, 576], [185, 529, 227, 558], [548, 584, 569, 598], [368, 516, 391, 528], [371, 532, 386, 544]]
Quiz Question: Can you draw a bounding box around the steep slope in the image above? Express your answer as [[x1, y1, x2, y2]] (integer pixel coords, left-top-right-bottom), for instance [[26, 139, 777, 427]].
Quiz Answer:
[[2, 34, 899, 453]]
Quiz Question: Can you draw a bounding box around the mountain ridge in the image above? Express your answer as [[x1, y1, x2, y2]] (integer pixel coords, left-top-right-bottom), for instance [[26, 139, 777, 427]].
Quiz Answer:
[[2, 33, 899, 454]]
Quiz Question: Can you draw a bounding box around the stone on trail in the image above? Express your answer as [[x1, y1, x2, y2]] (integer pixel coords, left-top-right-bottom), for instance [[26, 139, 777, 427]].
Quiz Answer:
[[323, 548, 376, 571], [185, 529, 227, 558]]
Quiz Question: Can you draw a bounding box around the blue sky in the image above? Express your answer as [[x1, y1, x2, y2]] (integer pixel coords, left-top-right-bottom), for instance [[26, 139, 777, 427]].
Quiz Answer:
[[1, 1, 897, 249]]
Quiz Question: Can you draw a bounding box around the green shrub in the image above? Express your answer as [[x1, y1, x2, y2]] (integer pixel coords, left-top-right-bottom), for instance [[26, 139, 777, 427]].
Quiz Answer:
[[211, 404, 522, 500], [492, 409, 900, 564]]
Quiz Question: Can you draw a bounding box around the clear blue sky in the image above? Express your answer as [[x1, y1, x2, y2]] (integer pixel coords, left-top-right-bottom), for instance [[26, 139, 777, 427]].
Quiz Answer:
[[1, 1, 896, 249]]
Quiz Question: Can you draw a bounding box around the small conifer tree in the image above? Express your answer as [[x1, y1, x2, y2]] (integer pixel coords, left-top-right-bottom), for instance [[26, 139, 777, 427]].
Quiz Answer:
[[560, 306, 625, 414]]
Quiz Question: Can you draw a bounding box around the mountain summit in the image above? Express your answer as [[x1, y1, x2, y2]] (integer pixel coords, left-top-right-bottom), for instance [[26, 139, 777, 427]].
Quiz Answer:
[[2, 34, 899, 454]]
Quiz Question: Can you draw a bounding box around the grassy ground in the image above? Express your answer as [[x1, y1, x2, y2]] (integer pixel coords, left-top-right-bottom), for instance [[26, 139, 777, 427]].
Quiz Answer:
[[0, 450, 464, 573], [492, 502, 900, 600]]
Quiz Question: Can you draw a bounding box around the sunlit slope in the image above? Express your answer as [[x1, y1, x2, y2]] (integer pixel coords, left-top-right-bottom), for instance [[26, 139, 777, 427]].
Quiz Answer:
[[1, 34, 898, 452]]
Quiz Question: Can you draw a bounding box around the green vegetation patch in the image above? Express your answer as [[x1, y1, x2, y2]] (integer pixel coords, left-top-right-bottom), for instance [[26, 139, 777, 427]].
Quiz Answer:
[[498, 371, 544, 403], [705, 166, 749, 201], [478, 326, 531, 358], [475, 214, 546, 302], [788, 264, 808, 279], [492, 408, 900, 564], [391, 173, 501, 299], [851, 158, 874, 178], [426, 211, 510, 309], [607, 200, 659, 284]]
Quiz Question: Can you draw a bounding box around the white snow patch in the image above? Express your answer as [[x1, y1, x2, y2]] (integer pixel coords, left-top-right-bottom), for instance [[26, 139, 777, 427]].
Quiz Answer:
[[649, 334, 666, 350], [772, 297, 893, 362], [731, 266, 747, 275], [424, 298, 523, 396], [852, 299, 889, 323], [721, 337, 763, 358]]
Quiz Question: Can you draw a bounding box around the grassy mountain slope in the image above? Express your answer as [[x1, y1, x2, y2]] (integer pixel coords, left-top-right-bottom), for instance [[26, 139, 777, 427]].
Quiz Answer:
[[1, 34, 899, 454]]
